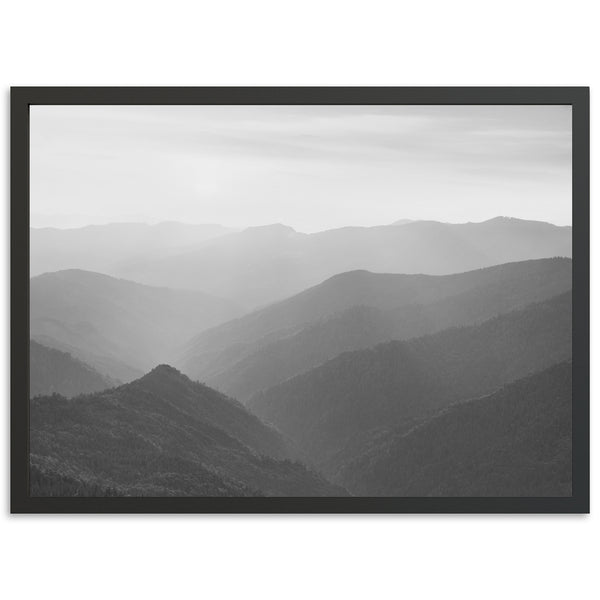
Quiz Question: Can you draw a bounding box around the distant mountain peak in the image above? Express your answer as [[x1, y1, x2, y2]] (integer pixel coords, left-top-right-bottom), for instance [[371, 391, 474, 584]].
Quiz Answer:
[[481, 216, 523, 224], [327, 269, 374, 280], [34, 267, 109, 277], [242, 223, 297, 236], [389, 216, 565, 228], [477, 216, 562, 227]]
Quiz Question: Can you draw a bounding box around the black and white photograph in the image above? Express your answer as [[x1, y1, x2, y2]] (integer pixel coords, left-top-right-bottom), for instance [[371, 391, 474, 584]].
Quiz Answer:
[[3, 2, 597, 598], [17, 97, 584, 504]]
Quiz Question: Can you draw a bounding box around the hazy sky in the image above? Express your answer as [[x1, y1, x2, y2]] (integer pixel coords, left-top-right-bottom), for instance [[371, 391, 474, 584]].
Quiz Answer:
[[30, 105, 572, 231]]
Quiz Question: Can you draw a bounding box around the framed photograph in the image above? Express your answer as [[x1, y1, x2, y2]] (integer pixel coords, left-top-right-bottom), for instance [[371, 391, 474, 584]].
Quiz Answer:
[[11, 87, 589, 513]]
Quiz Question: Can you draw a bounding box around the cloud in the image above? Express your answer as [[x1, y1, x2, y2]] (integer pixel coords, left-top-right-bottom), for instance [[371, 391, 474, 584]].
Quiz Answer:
[[30, 105, 572, 230]]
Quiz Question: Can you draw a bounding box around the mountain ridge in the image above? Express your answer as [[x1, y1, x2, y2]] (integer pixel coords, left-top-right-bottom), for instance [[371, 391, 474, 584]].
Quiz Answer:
[[30, 221, 236, 277], [30, 269, 242, 378], [337, 362, 572, 497], [30, 364, 346, 497], [30, 340, 117, 398], [178, 258, 572, 398], [102, 216, 571, 307], [247, 291, 572, 470]]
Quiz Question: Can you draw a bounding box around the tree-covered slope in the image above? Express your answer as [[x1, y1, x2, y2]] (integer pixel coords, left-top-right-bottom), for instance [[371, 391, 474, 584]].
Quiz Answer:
[[30, 340, 116, 398], [248, 292, 572, 467], [207, 258, 572, 401], [179, 258, 572, 396], [29, 463, 124, 497], [337, 362, 572, 497], [207, 306, 394, 402], [31, 334, 144, 384], [30, 365, 344, 497]]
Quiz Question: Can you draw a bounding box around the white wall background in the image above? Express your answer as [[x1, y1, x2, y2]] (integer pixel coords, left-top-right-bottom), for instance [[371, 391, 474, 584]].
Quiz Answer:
[[1, 2, 596, 598]]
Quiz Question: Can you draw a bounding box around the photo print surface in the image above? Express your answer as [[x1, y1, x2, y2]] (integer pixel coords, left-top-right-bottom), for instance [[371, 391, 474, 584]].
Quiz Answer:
[[29, 104, 573, 498]]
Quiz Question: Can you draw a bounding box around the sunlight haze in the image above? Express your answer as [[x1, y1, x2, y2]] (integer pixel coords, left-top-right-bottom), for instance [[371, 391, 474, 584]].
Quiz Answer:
[[30, 105, 572, 231]]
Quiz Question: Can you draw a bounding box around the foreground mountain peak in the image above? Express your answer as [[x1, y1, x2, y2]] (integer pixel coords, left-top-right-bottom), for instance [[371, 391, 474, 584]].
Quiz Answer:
[[147, 363, 183, 376], [132, 364, 196, 391], [138, 364, 188, 382]]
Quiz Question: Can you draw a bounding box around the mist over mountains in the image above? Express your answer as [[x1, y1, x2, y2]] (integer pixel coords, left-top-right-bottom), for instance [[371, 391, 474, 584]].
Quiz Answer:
[[30, 221, 235, 277], [248, 292, 572, 471], [29, 216, 573, 498], [32, 217, 571, 309], [115, 217, 572, 308], [31, 269, 240, 379], [179, 257, 571, 401]]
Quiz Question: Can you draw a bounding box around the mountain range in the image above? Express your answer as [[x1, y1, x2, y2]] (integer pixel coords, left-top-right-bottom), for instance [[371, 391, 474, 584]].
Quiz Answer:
[[337, 362, 572, 497], [248, 292, 572, 471], [30, 365, 344, 497], [178, 258, 572, 401], [28, 216, 574, 498], [30, 340, 116, 398], [32, 217, 571, 309], [117, 217, 571, 307], [30, 269, 241, 380], [30, 221, 235, 277]]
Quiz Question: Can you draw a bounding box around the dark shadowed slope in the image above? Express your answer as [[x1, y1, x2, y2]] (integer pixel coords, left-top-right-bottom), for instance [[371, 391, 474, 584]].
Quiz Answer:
[[30, 340, 117, 398], [30, 464, 124, 497], [30, 221, 235, 277], [179, 258, 572, 399], [248, 292, 572, 467], [115, 217, 571, 307], [31, 334, 144, 383], [30, 270, 241, 376], [30, 365, 344, 497], [123, 365, 290, 459], [337, 362, 572, 497]]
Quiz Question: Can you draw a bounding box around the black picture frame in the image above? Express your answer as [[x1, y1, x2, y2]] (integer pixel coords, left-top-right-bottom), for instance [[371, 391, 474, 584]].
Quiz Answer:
[[11, 87, 590, 514]]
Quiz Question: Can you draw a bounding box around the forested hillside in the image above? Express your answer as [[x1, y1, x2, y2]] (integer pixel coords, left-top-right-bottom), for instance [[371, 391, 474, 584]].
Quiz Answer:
[[30, 365, 345, 497], [30, 463, 123, 497], [179, 258, 571, 398], [203, 259, 572, 401], [337, 362, 572, 497], [248, 292, 572, 469], [30, 340, 116, 398]]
